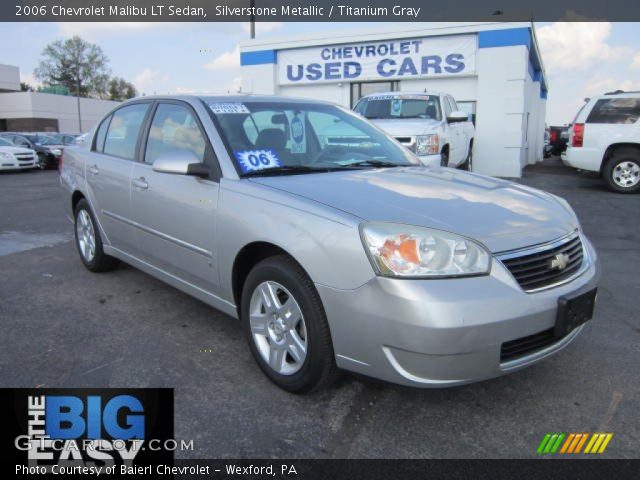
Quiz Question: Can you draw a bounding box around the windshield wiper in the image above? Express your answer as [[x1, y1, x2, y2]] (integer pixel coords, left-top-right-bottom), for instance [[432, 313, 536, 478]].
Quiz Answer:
[[242, 165, 337, 177], [346, 160, 407, 168]]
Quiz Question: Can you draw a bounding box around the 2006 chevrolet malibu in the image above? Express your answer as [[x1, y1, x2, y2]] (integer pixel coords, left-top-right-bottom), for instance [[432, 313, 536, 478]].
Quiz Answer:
[[60, 95, 600, 392]]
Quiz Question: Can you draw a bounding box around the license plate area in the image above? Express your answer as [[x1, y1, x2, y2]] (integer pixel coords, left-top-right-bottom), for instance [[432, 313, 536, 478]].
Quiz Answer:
[[555, 288, 597, 338]]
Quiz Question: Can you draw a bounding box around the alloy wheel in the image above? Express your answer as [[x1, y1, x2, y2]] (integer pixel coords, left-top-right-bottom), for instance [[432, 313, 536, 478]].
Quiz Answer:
[[76, 209, 96, 262], [612, 161, 640, 188], [248, 281, 308, 375]]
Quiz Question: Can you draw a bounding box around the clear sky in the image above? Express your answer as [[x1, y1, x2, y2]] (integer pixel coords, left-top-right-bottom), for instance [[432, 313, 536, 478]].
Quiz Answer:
[[4, 21, 639, 125]]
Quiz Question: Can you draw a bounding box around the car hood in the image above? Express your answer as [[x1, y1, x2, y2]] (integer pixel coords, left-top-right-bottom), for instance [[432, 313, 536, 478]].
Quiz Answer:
[[0, 146, 34, 155], [249, 167, 578, 253], [369, 118, 442, 137]]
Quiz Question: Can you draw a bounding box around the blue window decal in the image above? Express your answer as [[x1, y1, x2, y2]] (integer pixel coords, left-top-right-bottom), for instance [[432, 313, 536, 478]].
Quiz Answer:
[[234, 150, 282, 173]]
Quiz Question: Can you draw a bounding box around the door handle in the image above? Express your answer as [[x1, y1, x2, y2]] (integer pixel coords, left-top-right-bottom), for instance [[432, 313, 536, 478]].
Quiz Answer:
[[89, 165, 99, 175], [132, 177, 149, 190]]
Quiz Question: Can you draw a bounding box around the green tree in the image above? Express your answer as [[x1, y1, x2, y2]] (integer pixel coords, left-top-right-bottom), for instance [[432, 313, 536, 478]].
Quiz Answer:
[[34, 36, 110, 98], [108, 77, 137, 101], [20, 82, 34, 92]]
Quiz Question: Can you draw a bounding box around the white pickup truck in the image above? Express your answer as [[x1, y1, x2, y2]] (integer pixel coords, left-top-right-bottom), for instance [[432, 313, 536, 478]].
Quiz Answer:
[[354, 91, 475, 170], [563, 91, 640, 193]]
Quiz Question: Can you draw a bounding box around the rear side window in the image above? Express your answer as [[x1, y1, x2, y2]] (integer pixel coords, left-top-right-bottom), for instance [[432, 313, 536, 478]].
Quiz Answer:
[[103, 104, 150, 160], [586, 98, 640, 124], [93, 115, 111, 153], [144, 103, 207, 164]]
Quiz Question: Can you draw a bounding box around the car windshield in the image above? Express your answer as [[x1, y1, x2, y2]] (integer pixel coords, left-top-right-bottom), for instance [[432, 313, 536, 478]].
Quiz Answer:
[[0, 137, 13, 147], [354, 94, 442, 121], [35, 135, 60, 145], [207, 101, 419, 176]]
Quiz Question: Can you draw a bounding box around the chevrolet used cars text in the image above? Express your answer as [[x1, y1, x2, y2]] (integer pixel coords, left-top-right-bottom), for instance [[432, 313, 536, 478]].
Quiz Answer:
[[60, 95, 600, 392]]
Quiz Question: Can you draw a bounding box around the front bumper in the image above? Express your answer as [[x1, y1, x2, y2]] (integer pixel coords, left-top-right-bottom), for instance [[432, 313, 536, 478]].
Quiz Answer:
[[0, 159, 36, 170], [317, 235, 600, 388], [417, 153, 443, 168]]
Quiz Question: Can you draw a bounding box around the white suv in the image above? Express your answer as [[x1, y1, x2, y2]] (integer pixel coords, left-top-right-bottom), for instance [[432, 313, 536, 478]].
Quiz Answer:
[[563, 91, 640, 193]]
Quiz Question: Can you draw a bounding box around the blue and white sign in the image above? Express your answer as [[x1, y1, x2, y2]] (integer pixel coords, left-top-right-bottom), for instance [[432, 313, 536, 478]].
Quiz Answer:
[[234, 150, 282, 173], [278, 34, 476, 85], [288, 112, 306, 154]]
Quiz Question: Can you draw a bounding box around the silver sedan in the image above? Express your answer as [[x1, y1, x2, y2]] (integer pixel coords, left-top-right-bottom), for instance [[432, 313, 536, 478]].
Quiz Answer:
[[60, 95, 600, 392]]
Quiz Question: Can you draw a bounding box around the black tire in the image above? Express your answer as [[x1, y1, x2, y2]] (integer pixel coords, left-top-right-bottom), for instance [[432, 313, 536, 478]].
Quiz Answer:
[[240, 254, 338, 393], [460, 143, 473, 171], [74, 199, 119, 272], [603, 148, 640, 194], [440, 150, 449, 167], [37, 153, 48, 170]]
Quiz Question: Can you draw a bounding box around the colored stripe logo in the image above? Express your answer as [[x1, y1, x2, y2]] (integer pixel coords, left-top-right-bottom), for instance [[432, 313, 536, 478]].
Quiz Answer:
[[537, 433, 613, 454]]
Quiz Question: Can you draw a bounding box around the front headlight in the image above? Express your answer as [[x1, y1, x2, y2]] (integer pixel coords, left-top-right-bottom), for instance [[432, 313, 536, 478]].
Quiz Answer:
[[50, 148, 63, 156], [415, 134, 439, 156], [360, 222, 491, 278], [0, 152, 13, 160]]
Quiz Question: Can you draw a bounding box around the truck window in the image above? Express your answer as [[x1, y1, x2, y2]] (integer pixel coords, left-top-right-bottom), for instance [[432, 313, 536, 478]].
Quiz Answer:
[[355, 95, 442, 121], [586, 98, 640, 124]]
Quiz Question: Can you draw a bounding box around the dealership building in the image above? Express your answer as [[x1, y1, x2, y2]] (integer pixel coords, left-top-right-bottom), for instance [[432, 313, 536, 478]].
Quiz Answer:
[[239, 22, 548, 177], [0, 64, 118, 133]]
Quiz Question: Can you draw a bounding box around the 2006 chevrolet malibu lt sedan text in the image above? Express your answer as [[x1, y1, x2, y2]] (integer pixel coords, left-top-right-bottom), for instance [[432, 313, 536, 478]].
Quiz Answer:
[[60, 95, 600, 392]]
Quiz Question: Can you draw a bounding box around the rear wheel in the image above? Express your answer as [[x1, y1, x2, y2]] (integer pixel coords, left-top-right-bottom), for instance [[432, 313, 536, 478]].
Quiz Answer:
[[241, 255, 338, 393], [74, 199, 119, 272], [603, 148, 640, 193]]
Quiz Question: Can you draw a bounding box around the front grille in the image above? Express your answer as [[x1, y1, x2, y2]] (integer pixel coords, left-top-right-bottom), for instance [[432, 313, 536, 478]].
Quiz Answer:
[[498, 233, 584, 292], [500, 328, 558, 362], [15, 153, 35, 162]]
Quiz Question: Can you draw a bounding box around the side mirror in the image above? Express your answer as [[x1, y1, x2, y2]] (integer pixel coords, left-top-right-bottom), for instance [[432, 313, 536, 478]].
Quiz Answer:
[[447, 111, 469, 123], [152, 150, 208, 177]]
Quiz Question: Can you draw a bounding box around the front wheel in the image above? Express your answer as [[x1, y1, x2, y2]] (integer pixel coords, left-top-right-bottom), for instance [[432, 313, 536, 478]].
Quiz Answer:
[[37, 153, 48, 170], [241, 255, 338, 393], [440, 150, 449, 167], [603, 149, 640, 193]]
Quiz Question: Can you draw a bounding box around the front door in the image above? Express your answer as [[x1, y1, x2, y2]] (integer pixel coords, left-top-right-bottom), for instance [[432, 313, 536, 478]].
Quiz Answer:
[[129, 101, 220, 293]]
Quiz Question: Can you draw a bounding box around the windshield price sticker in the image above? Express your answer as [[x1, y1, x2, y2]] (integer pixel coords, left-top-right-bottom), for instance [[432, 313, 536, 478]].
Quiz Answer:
[[288, 113, 307, 154], [209, 103, 250, 114], [234, 150, 281, 173]]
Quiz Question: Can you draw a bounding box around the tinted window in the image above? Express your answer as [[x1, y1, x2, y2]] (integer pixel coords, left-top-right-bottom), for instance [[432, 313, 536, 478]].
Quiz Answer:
[[586, 98, 640, 124], [355, 95, 442, 120], [144, 103, 206, 165], [94, 115, 111, 153], [103, 104, 149, 160]]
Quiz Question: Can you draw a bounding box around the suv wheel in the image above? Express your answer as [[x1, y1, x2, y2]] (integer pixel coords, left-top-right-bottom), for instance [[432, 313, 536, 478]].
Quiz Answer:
[[460, 144, 473, 171], [603, 148, 640, 193], [440, 150, 449, 167], [241, 255, 338, 393], [74, 199, 119, 272]]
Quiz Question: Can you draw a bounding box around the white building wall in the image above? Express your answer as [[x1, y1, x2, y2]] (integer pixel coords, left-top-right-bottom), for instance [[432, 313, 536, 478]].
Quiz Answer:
[[474, 45, 529, 177], [399, 76, 478, 103], [0, 64, 20, 92], [0, 92, 119, 132]]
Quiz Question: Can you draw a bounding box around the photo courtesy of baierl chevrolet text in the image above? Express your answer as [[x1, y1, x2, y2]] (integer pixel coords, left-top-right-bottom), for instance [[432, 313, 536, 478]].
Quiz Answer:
[[0, 0, 638, 478]]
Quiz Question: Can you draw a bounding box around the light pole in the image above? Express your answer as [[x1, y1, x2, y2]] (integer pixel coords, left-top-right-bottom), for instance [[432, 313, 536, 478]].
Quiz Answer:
[[250, 0, 255, 39], [76, 66, 83, 132]]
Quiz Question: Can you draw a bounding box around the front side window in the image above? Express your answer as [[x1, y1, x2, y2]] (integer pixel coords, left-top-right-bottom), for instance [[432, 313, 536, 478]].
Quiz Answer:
[[144, 103, 206, 165], [103, 103, 150, 160], [355, 94, 442, 121], [94, 115, 111, 153], [209, 101, 419, 176], [586, 98, 640, 124]]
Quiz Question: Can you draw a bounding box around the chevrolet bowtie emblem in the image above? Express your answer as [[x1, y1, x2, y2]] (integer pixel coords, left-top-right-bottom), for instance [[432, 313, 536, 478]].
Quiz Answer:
[[550, 252, 570, 270]]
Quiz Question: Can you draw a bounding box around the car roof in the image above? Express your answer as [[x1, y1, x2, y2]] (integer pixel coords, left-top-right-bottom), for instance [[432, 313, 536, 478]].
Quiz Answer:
[[360, 91, 445, 99], [121, 94, 335, 106]]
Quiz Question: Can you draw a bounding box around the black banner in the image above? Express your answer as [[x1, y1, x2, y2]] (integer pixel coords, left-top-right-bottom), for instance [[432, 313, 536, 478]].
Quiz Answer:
[[3, 0, 640, 22]]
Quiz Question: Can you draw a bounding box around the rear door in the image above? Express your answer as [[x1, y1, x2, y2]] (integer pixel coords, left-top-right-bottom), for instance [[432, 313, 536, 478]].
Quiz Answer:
[[129, 100, 221, 292], [86, 102, 151, 253]]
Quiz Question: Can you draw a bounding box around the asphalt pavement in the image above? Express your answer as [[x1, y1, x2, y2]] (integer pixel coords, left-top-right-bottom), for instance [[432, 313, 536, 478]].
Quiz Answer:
[[0, 159, 638, 458]]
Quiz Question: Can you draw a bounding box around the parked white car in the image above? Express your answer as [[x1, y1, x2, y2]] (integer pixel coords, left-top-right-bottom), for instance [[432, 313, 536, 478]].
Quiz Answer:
[[354, 92, 475, 170], [563, 91, 640, 193], [0, 137, 37, 171]]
